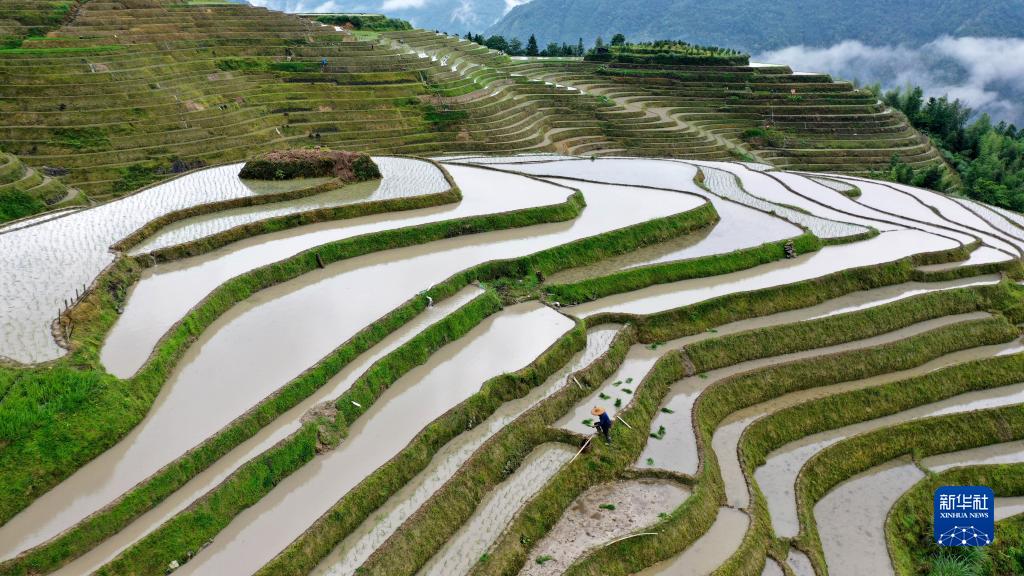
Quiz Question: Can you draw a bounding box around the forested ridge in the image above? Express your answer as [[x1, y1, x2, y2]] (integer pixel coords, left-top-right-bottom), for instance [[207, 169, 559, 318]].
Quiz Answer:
[[488, 0, 1024, 52]]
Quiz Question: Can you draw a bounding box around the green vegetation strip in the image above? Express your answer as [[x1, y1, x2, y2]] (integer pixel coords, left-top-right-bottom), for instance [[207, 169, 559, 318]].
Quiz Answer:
[[97, 291, 507, 575], [1, 187, 718, 573], [888, 463, 1024, 576], [746, 352, 1024, 574], [594, 254, 1022, 344], [471, 281, 1022, 576], [258, 325, 629, 576], [546, 233, 819, 305], [0, 190, 585, 572], [567, 297, 1020, 576], [709, 314, 1019, 575], [111, 177, 348, 253], [803, 408, 1024, 576], [98, 193, 721, 574]]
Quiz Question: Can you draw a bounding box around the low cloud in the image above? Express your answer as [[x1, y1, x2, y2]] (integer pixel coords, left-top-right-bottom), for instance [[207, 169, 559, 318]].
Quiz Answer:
[[756, 36, 1024, 124], [380, 0, 429, 10]]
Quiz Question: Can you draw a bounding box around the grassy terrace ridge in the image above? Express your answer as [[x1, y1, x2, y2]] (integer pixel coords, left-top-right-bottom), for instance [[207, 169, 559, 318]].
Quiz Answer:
[[0, 147, 71, 222], [0, 0, 950, 219], [63, 182, 720, 575], [888, 463, 1024, 575], [749, 349, 1024, 575], [0, 171, 580, 530], [0, 173, 719, 574], [326, 283, 1024, 576], [456, 284, 1024, 576]]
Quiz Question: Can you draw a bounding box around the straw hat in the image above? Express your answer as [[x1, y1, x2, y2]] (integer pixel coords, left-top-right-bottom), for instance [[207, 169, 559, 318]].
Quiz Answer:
[[591, 406, 606, 416]]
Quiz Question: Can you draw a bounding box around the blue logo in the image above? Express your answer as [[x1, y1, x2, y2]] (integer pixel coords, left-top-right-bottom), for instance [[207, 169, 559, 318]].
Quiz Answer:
[[934, 486, 994, 546]]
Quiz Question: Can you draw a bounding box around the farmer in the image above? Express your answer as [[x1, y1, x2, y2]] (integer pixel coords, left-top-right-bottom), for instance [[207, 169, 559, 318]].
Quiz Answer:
[[592, 406, 613, 444], [320, 57, 328, 71]]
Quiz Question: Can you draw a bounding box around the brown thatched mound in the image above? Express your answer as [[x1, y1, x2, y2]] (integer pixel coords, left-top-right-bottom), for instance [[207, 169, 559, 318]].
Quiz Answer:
[[239, 149, 381, 181]]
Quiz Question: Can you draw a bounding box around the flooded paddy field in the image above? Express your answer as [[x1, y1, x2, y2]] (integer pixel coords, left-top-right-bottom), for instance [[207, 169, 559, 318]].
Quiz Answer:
[[4, 153, 1023, 576]]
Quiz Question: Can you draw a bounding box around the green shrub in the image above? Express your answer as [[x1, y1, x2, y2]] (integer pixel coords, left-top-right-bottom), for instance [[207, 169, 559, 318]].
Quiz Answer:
[[0, 189, 45, 222], [239, 150, 381, 181]]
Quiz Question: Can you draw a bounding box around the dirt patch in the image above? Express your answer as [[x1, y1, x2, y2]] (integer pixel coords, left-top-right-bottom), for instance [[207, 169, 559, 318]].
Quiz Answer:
[[520, 479, 689, 575], [184, 100, 205, 112]]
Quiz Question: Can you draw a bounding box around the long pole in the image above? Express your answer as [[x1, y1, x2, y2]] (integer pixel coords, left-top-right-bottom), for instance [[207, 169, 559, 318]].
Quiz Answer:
[[569, 436, 594, 465]]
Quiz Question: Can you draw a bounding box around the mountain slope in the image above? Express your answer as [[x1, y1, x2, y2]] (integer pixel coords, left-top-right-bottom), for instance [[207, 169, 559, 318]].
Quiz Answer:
[[488, 0, 1024, 51]]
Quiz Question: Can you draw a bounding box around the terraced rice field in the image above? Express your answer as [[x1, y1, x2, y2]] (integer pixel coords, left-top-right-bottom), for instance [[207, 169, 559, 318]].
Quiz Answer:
[[0, 0, 946, 223], [2, 151, 1023, 576]]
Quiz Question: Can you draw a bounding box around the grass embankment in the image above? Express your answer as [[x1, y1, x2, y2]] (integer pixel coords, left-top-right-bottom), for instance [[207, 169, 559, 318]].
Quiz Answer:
[[96, 290, 508, 575], [94, 197, 720, 575], [0, 188, 584, 573], [113, 155, 452, 256], [460, 283, 1023, 576], [111, 177, 351, 252], [593, 254, 1022, 343], [0, 192, 718, 574], [546, 232, 819, 305], [707, 317, 1020, 574], [888, 463, 1024, 575], [746, 350, 1024, 574], [258, 326, 634, 576], [564, 296, 1020, 576], [795, 398, 1024, 574]]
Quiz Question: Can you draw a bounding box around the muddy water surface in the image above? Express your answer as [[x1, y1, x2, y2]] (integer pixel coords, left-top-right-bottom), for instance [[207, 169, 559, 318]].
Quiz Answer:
[[721, 167, 902, 232], [37, 287, 484, 573], [169, 304, 572, 575], [101, 164, 568, 378], [712, 314, 998, 508], [691, 162, 873, 237], [519, 479, 690, 576], [757, 352, 1024, 538], [760, 558, 785, 576], [786, 548, 815, 576], [640, 313, 994, 476], [557, 343, 660, 436], [815, 458, 924, 576], [131, 157, 452, 254], [998, 497, 1024, 520], [569, 230, 958, 318], [540, 177, 800, 284], [923, 440, 1024, 473], [858, 178, 1022, 257], [43, 167, 698, 561], [0, 163, 281, 363], [633, 507, 749, 576], [312, 325, 619, 576], [416, 443, 576, 576]]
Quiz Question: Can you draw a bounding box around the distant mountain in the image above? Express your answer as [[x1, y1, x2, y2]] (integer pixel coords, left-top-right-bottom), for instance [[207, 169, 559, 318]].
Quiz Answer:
[[248, 0, 513, 33], [487, 0, 1024, 51]]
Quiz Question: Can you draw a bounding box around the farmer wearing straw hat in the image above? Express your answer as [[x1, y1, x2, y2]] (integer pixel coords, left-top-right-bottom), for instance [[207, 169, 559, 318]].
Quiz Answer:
[[592, 406, 613, 444]]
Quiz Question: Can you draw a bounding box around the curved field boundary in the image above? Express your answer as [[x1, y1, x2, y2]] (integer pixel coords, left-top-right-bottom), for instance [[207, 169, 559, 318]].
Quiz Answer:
[[0, 185, 587, 569], [752, 351, 1024, 574], [801, 407, 1024, 575], [1, 184, 719, 574], [95, 290, 519, 576], [452, 280, 1023, 576], [887, 462, 1024, 575], [259, 326, 636, 576], [546, 232, 822, 305], [560, 290, 1021, 576], [114, 155, 456, 257], [587, 253, 1022, 344]]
